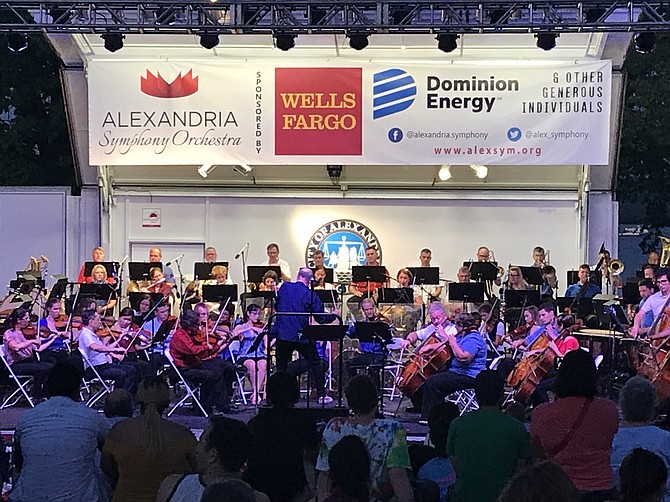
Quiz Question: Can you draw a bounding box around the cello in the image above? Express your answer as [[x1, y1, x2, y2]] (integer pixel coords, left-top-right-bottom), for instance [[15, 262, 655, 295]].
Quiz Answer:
[[396, 317, 462, 397]]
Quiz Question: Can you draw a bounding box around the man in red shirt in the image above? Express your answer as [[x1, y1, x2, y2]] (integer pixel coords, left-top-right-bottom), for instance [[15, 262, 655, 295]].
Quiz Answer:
[[169, 309, 236, 414]]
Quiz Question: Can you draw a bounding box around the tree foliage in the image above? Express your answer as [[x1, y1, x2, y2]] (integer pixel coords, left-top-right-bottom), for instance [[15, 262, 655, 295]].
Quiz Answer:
[[0, 32, 75, 187], [618, 33, 670, 248]]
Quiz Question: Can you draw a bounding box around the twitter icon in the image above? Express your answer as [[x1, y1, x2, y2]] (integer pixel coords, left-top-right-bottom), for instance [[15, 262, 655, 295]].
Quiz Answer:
[[507, 127, 522, 142]]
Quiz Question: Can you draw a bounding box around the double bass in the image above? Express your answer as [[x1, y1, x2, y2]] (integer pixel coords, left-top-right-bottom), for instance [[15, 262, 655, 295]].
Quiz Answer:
[[396, 320, 454, 397]]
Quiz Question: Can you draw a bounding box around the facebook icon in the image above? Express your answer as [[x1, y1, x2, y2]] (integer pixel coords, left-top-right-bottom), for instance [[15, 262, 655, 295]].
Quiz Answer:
[[388, 128, 403, 143]]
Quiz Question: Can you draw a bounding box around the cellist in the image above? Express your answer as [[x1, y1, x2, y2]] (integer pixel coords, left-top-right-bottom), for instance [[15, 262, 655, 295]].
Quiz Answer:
[[631, 268, 670, 341]]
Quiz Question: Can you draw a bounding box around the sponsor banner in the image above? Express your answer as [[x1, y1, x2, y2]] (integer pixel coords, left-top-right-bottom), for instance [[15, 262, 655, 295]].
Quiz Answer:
[[88, 60, 611, 166]]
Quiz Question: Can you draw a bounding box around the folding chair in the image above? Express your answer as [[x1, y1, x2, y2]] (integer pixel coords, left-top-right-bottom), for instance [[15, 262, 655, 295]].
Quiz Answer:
[[164, 345, 209, 418], [448, 389, 479, 415], [383, 341, 407, 401], [225, 341, 253, 406], [0, 345, 34, 409], [78, 349, 114, 408]]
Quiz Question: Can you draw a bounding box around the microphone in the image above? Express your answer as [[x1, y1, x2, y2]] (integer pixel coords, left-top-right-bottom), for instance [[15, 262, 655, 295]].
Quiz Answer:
[[165, 254, 184, 267], [235, 243, 249, 260]]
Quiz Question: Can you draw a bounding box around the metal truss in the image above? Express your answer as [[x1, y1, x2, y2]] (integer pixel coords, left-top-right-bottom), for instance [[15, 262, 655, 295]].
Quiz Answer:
[[0, 1, 667, 34]]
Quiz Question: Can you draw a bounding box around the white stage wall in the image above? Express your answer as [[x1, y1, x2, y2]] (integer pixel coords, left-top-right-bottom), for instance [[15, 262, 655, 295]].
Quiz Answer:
[[108, 192, 591, 293]]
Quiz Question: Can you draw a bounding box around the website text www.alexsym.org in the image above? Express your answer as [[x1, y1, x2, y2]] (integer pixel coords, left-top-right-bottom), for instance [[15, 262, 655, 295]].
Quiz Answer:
[[433, 145, 542, 158]]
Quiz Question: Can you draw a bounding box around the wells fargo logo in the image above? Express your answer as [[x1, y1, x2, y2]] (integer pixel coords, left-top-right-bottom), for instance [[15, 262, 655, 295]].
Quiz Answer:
[[275, 68, 362, 155], [140, 69, 199, 99]]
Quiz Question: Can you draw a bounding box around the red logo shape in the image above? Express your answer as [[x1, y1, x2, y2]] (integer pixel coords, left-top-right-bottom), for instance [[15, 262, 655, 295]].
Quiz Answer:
[[140, 69, 199, 98], [275, 68, 362, 156]]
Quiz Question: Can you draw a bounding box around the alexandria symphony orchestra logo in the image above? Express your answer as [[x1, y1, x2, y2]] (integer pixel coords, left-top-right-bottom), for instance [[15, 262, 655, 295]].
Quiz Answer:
[[305, 220, 381, 283], [140, 69, 199, 99]]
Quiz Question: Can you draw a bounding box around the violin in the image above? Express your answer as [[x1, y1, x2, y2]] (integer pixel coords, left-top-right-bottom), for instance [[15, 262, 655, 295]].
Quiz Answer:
[[509, 321, 534, 341]]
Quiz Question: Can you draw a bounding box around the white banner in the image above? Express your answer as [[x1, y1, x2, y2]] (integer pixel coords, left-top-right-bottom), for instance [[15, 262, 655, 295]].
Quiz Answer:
[[88, 59, 611, 166]]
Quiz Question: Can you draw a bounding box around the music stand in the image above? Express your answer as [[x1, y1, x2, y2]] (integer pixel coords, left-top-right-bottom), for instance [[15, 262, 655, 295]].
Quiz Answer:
[[83, 261, 120, 280], [567, 270, 601, 286], [302, 324, 348, 408], [465, 262, 499, 282], [622, 283, 642, 305], [517, 266, 544, 286], [154, 317, 177, 343], [202, 284, 238, 304], [129, 262, 162, 281], [378, 288, 414, 304], [247, 266, 282, 284], [556, 296, 595, 320], [315, 290, 340, 305], [128, 292, 164, 311], [48, 277, 69, 300], [407, 267, 440, 285], [351, 266, 387, 283], [505, 289, 542, 308], [448, 283, 485, 303], [310, 267, 334, 283], [194, 262, 230, 280]]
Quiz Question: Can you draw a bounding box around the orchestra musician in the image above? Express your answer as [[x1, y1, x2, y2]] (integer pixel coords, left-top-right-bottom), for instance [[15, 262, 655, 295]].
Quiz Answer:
[[511, 302, 560, 352], [76, 246, 115, 285], [648, 251, 661, 267], [78, 309, 138, 394], [418, 248, 443, 301], [170, 307, 237, 414], [149, 248, 175, 285], [476, 246, 502, 287], [597, 249, 623, 296], [531, 246, 555, 297], [230, 304, 268, 405], [133, 294, 154, 326], [565, 264, 601, 298], [313, 266, 334, 290], [108, 307, 153, 380], [143, 302, 177, 343], [345, 298, 390, 383], [259, 270, 279, 292], [204, 246, 218, 263], [633, 279, 656, 338], [396, 268, 422, 305], [456, 266, 472, 283], [37, 298, 72, 364], [478, 303, 505, 349], [142, 267, 173, 298], [507, 266, 531, 291], [312, 249, 325, 268], [3, 307, 57, 401], [90, 264, 118, 314], [643, 264, 657, 281], [418, 311, 488, 420], [632, 268, 670, 341], [262, 243, 291, 283], [348, 246, 389, 298]]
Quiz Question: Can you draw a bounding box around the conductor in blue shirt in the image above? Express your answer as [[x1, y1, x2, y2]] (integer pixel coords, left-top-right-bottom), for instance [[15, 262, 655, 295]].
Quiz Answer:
[[272, 267, 335, 401]]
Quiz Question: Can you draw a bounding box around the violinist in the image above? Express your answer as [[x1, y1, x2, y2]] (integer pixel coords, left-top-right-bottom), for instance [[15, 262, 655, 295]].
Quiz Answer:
[[420, 311, 488, 420], [345, 298, 391, 383], [511, 303, 560, 351], [37, 298, 71, 364], [230, 304, 268, 405], [508, 306, 539, 341], [109, 307, 153, 380], [78, 309, 138, 394], [2, 307, 57, 401], [133, 294, 154, 326], [169, 309, 236, 414], [632, 268, 670, 340], [478, 303, 505, 349]]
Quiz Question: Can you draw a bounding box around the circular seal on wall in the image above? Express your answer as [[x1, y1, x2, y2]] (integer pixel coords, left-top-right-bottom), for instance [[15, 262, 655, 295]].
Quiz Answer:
[[305, 220, 381, 283]]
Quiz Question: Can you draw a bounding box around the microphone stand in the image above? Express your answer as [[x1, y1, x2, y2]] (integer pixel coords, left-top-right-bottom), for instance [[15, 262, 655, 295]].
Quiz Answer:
[[240, 246, 249, 295], [173, 257, 185, 302]]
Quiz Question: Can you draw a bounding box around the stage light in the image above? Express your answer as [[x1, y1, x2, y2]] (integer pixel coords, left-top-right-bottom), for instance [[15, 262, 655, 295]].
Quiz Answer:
[[101, 33, 124, 53], [391, 6, 413, 25], [199, 33, 219, 49], [438, 165, 452, 181], [233, 164, 253, 176], [348, 33, 369, 51], [274, 33, 296, 51], [327, 165, 343, 184], [489, 9, 507, 24], [6, 33, 27, 53], [634, 32, 656, 54], [470, 164, 488, 179], [198, 164, 215, 178], [436, 33, 459, 53], [536, 33, 558, 51]]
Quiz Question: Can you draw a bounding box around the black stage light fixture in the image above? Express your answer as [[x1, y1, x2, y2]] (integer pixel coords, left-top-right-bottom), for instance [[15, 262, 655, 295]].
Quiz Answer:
[[327, 165, 343, 184], [536, 33, 558, 51], [199, 33, 219, 49], [489, 9, 507, 25], [585, 8, 606, 23], [634, 32, 656, 54], [274, 32, 296, 51], [101, 33, 125, 53], [6, 33, 28, 53], [348, 33, 369, 51], [391, 7, 413, 25], [436, 33, 459, 53]]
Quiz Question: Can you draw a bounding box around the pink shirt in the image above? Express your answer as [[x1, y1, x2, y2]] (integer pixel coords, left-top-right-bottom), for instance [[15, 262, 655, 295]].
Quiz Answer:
[[530, 396, 618, 491], [3, 329, 35, 365]]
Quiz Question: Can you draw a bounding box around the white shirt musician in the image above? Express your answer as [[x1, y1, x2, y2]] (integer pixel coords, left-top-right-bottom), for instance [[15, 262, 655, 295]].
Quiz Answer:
[[632, 269, 670, 340], [261, 243, 291, 283], [400, 303, 457, 350]]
